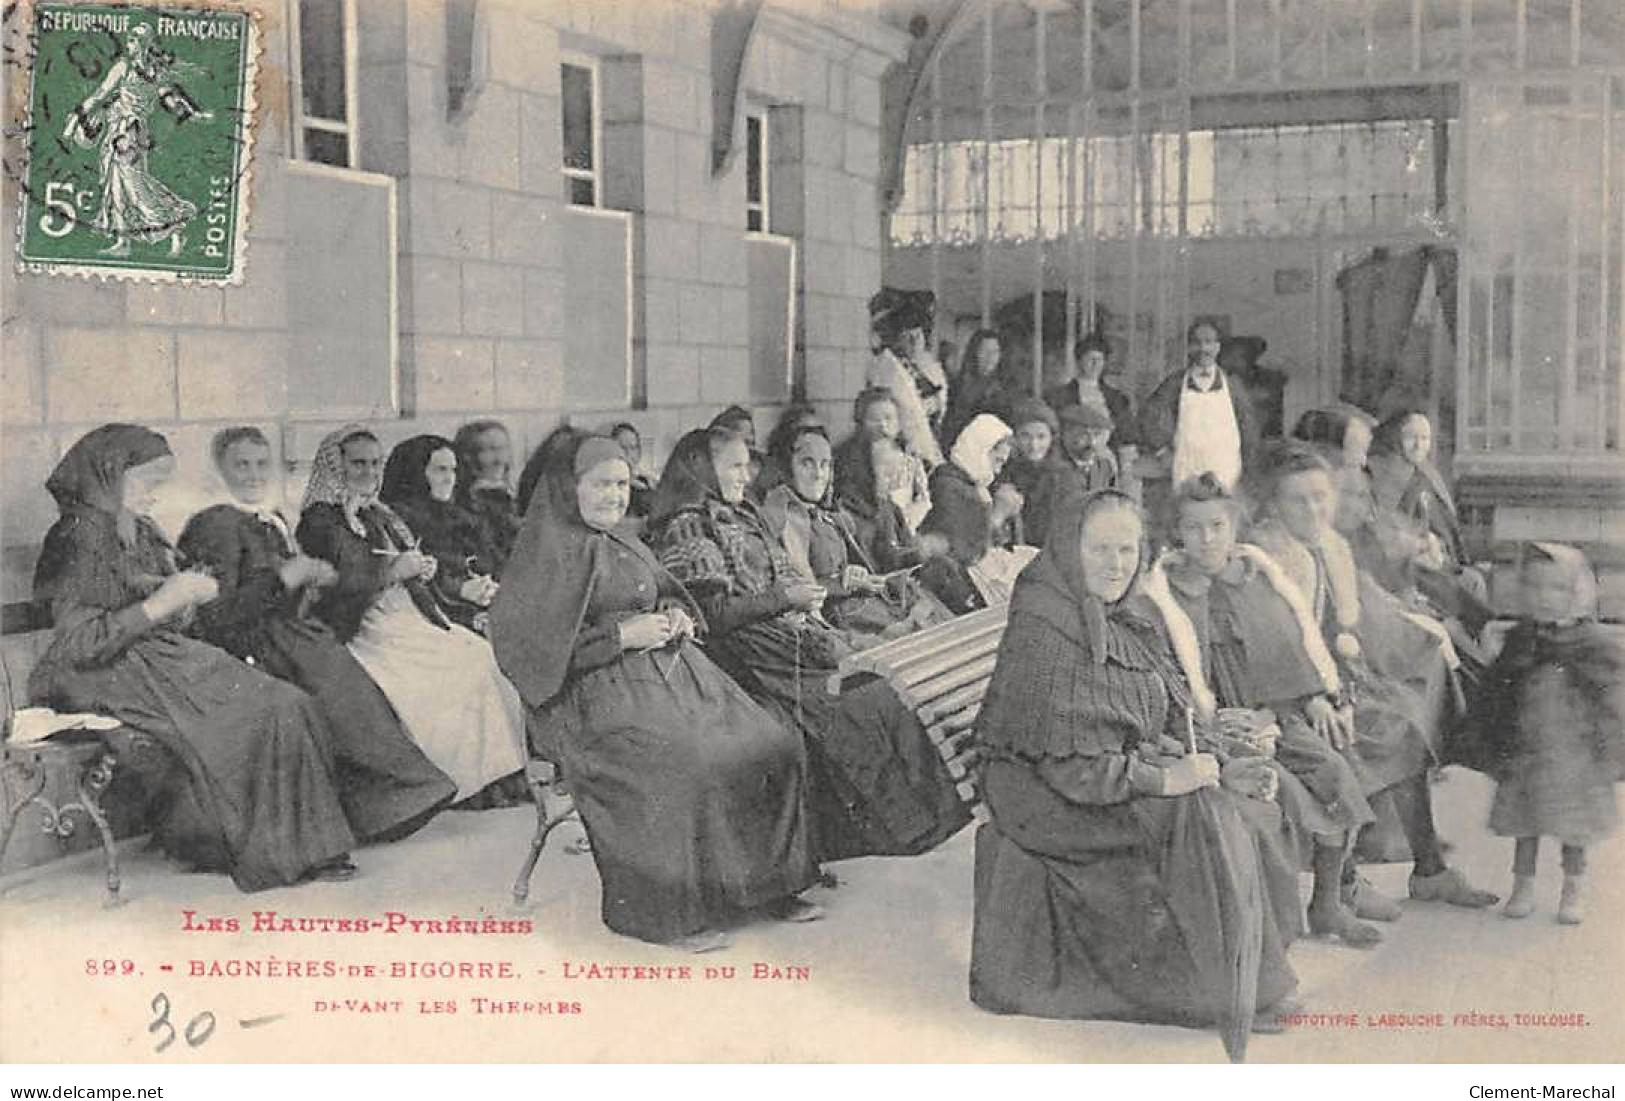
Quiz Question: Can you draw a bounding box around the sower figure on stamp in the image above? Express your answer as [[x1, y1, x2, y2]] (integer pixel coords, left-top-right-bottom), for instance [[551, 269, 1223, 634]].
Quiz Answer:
[[63, 24, 208, 258]]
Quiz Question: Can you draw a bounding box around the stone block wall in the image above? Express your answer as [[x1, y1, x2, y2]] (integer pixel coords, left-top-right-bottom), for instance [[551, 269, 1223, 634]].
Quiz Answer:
[[0, 0, 906, 613]]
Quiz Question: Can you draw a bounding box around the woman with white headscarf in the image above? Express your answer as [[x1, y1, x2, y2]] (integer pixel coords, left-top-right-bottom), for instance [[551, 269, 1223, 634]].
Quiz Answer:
[[919, 415, 1036, 609], [296, 425, 527, 805]]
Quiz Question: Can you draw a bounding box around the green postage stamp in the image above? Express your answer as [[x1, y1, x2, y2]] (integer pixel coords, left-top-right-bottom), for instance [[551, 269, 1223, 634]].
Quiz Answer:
[[14, 3, 259, 281]]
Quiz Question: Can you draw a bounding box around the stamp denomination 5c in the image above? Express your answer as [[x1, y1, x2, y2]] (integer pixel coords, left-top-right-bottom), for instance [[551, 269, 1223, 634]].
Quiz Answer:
[[14, 2, 259, 282]]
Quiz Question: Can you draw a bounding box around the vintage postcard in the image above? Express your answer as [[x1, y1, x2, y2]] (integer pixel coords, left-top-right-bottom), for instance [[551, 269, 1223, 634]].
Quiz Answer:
[[1, 0, 1622, 1072]]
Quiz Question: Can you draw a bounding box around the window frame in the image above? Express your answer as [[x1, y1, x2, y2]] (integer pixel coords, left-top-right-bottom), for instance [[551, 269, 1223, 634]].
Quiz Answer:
[[561, 52, 603, 209], [287, 0, 360, 170], [283, 158, 401, 419], [745, 108, 769, 232]]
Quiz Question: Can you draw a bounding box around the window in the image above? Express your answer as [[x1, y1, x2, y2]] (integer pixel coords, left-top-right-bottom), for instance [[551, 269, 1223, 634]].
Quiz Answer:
[[288, 0, 358, 169], [890, 119, 1445, 246], [1459, 75, 1623, 458], [285, 162, 398, 418], [561, 57, 600, 207], [745, 111, 768, 232]]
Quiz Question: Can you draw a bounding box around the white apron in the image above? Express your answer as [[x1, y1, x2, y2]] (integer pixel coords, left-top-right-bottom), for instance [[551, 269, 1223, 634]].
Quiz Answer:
[[1171, 375, 1243, 490]]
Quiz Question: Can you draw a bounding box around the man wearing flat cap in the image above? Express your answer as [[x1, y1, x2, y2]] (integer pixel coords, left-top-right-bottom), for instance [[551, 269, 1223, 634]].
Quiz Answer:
[[1022, 403, 1122, 547]]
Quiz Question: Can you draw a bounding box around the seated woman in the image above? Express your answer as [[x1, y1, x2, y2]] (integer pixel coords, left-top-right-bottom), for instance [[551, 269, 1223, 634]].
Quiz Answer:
[[1154, 473, 1380, 947], [608, 422, 657, 525], [919, 414, 1033, 611], [1248, 443, 1497, 914], [754, 403, 826, 497], [834, 388, 932, 534], [709, 405, 763, 489], [1367, 409, 1492, 637], [832, 432, 946, 578], [179, 427, 455, 842], [452, 420, 522, 574], [942, 328, 1013, 447], [759, 425, 946, 643], [491, 433, 820, 952], [995, 397, 1058, 505], [969, 490, 1302, 1060], [296, 425, 528, 806], [649, 427, 970, 865], [380, 435, 501, 633], [30, 425, 357, 889]]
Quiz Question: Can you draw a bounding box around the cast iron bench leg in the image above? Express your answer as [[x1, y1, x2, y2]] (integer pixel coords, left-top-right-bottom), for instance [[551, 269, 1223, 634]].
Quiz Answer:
[[79, 752, 122, 906], [513, 761, 578, 905]]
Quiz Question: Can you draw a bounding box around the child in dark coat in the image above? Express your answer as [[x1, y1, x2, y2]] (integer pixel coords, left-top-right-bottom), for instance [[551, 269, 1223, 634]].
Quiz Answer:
[[1462, 542, 1625, 924]]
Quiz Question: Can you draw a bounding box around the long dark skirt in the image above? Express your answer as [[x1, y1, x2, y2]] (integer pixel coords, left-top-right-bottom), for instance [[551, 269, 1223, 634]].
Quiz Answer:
[[971, 759, 1300, 1030], [546, 641, 817, 943], [42, 634, 355, 891], [707, 617, 971, 862], [246, 617, 455, 841], [1271, 714, 1376, 857]]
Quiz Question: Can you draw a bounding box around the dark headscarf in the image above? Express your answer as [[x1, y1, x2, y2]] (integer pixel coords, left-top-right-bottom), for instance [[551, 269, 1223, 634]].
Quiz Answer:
[[491, 433, 695, 710], [1368, 408, 1459, 553], [1292, 404, 1375, 453], [756, 404, 825, 495], [709, 405, 755, 439], [1008, 397, 1058, 434], [832, 431, 881, 509], [380, 434, 457, 506], [1033, 490, 1150, 662], [35, 425, 176, 615], [46, 424, 172, 516], [766, 424, 833, 507], [516, 425, 585, 515], [452, 420, 512, 505], [648, 427, 730, 529], [380, 435, 495, 574]]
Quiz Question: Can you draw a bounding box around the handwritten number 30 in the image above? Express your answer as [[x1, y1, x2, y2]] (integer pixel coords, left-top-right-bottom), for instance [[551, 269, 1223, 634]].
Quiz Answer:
[[148, 993, 216, 1053]]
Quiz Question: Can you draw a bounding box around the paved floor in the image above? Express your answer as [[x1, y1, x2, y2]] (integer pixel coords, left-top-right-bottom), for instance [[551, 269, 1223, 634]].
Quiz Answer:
[[2, 767, 1619, 1062]]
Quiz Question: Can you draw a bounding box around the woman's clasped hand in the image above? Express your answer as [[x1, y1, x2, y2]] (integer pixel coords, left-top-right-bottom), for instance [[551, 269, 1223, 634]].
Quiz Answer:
[[386, 548, 438, 583], [617, 607, 697, 652], [142, 569, 220, 621]]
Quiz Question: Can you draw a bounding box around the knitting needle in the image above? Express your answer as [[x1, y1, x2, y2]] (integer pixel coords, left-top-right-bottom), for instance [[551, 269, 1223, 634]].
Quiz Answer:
[[1185, 708, 1198, 756]]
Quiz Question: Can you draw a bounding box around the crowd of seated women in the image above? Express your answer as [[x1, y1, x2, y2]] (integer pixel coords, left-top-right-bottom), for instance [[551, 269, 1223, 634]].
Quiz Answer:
[[25, 348, 1528, 1049]]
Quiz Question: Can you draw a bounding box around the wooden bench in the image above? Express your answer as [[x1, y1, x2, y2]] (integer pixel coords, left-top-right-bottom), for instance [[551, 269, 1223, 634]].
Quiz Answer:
[[825, 603, 1012, 818], [513, 606, 1014, 903], [1, 630, 167, 904]]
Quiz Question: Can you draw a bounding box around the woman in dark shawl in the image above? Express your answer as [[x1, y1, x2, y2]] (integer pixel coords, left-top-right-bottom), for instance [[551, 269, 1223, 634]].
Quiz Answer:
[[753, 403, 825, 497], [970, 490, 1302, 1060], [1249, 443, 1497, 915], [758, 425, 947, 643], [452, 420, 522, 573], [648, 427, 970, 865], [297, 425, 527, 806], [30, 425, 357, 890], [941, 328, 1013, 447], [832, 426, 934, 574], [491, 433, 819, 951], [1366, 409, 1493, 638], [179, 427, 454, 842], [381, 434, 501, 633]]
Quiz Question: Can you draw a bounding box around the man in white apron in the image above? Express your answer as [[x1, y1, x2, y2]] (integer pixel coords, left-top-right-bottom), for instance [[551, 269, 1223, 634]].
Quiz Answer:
[[1136, 320, 1260, 539]]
